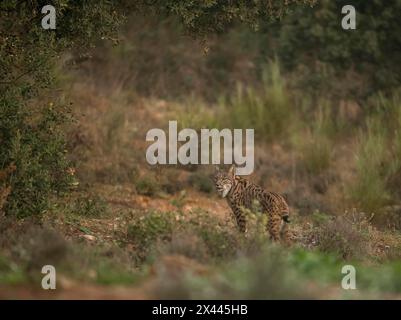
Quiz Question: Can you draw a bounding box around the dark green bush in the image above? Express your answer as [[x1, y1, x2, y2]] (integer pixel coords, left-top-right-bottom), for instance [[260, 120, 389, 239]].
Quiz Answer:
[[0, 93, 74, 217], [267, 0, 401, 99], [135, 175, 161, 196], [127, 211, 176, 249], [0, 1, 123, 217]]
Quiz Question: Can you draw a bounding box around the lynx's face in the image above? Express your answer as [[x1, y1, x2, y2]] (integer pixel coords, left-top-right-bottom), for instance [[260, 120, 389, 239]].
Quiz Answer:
[[214, 171, 233, 198]]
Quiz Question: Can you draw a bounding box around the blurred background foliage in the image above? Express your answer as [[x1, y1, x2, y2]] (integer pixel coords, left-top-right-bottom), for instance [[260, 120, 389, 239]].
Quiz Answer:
[[0, 0, 312, 217], [1, 0, 400, 217], [82, 0, 401, 101]]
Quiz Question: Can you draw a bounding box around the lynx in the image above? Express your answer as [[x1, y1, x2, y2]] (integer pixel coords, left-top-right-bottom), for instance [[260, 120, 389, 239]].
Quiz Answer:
[[214, 165, 290, 242]]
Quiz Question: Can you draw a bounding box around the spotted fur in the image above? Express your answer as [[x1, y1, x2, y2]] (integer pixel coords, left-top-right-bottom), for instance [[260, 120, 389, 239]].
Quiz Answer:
[[214, 165, 290, 242]]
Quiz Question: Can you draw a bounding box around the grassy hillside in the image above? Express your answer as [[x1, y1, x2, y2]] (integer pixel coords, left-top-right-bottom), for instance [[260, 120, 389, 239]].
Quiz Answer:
[[1, 6, 401, 299]]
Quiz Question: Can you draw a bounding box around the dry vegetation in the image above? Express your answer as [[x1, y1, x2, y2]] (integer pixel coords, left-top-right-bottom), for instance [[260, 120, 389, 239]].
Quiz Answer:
[[2, 73, 401, 298], [1, 9, 401, 299]]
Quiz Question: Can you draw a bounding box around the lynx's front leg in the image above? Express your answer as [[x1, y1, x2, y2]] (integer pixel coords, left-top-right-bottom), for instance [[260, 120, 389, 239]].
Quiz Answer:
[[231, 205, 247, 233]]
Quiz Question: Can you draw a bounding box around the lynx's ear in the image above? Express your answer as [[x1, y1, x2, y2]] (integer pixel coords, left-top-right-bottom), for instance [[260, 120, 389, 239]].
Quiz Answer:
[[228, 164, 236, 178]]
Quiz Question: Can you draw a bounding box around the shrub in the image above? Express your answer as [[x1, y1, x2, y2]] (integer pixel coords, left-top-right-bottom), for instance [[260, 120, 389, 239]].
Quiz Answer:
[[127, 211, 176, 250], [0, 96, 75, 217], [0, 221, 68, 274], [312, 214, 371, 260], [186, 209, 241, 260], [135, 175, 161, 196], [161, 169, 186, 194], [0, 1, 124, 217], [188, 172, 214, 193], [270, 0, 401, 100]]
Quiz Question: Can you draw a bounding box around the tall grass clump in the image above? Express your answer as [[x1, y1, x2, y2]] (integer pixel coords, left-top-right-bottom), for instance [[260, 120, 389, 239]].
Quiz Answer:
[[349, 119, 392, 212], [293, 101, 333, 175], [176, 98, 220, 130], [370, 92, 401, 180], [348, 92, 401, 213], [222, 61, 293, 142]]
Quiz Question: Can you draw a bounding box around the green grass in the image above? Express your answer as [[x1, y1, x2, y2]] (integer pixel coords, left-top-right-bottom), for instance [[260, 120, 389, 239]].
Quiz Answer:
[[72, 194, 110, 217], [0, 255, 27, 285], [94, 261, 139, 285]]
